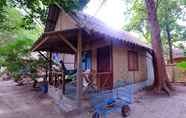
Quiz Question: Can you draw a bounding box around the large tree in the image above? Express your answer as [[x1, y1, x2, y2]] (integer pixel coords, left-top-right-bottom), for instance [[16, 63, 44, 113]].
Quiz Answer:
[[145, 0, 173, 94], [125, 0, 186, 63]]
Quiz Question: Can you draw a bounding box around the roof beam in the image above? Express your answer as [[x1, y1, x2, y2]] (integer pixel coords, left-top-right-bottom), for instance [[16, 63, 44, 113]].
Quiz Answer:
[[57, 34, 77, 53], [32, 37, 48, 52]]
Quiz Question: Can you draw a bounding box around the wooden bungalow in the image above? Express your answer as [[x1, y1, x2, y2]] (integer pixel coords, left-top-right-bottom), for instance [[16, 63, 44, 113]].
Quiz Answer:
[[32, 5, 153, 108]]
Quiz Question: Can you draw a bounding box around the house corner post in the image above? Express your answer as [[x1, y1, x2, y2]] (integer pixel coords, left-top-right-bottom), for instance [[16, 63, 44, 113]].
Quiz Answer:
[[76, 29, 83, 107], [49, 52, 52, 85]]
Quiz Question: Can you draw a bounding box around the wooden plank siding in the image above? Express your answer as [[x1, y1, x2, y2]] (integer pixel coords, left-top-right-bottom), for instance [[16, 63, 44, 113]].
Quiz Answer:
[[112, 42, 148, 84], [55, 11, 77, 31]]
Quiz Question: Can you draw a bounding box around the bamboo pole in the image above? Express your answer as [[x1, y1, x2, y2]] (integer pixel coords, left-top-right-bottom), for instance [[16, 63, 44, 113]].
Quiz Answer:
[[76, 30, 82, 107]]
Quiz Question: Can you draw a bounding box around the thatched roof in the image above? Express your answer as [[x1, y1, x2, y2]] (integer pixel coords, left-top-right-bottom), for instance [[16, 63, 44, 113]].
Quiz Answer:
[[70, 11, 151, 49], [32, 5, 152, 53]]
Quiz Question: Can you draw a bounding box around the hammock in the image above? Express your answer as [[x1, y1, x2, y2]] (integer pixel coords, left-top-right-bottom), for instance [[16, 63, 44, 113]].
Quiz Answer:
[[52, 53, 77, 75], [59, 60, 77, 76]]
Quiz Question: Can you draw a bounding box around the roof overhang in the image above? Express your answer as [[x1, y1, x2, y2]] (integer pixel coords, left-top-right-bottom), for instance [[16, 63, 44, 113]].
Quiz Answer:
[[32, 29, 79, 54], [32, 6, 153, 54], [32, 28, 153, 55]]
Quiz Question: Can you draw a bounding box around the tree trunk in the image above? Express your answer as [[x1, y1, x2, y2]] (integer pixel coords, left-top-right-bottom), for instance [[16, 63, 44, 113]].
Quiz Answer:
[[145, 0, 173, 95], [166, 24, 175, 82], [166, 24, 173, 64]]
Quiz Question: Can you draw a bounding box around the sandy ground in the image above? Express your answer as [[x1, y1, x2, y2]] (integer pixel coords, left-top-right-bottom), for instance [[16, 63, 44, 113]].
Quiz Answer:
[[0, 80, 64, 118], [1, 80, 186, 118], [111, 85, 186, 118]]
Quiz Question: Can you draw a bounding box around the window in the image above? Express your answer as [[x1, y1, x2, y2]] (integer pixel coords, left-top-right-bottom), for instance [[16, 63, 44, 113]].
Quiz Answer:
[[128, 51, 138, 71]]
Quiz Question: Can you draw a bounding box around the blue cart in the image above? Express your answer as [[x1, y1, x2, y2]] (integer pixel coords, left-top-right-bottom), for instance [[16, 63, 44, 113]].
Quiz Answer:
[[89, 80, 133, 118]]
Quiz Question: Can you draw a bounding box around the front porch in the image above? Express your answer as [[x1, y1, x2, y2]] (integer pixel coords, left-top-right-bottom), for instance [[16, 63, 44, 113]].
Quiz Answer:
[[32, 28, 115, 110]]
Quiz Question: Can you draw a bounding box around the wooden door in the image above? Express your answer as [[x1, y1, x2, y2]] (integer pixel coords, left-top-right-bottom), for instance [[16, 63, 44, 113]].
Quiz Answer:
[[97, 46, 113, 90]]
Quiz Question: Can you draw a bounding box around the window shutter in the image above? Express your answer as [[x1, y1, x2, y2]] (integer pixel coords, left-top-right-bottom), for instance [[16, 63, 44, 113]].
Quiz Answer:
[[128, 51, 138, 71]]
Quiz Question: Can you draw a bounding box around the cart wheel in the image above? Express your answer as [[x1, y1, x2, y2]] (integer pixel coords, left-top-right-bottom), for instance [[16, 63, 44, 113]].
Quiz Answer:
[[121, 105, 130, 117], [92, 112, 100, 118]]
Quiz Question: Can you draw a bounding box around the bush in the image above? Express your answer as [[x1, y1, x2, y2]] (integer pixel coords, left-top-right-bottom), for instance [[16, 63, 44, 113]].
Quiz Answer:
[[0, 38, 46, 80]]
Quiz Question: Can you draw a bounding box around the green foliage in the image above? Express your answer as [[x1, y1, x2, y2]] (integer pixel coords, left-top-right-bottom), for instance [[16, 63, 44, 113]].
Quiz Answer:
[[0, 0, 7, 27], [0, 38, 31, 78], [0, 0, 89, 28], [0, 7, 42, 45], [0, 33, 45, 79], [0, 6, 43, 79], [0, 7, 20, 45], [124, 0, 149, 40], [10, 0, 89, 24], [124, 0, 186, 44], [0, 7, 23, 32], [176, 61, 186, 70]]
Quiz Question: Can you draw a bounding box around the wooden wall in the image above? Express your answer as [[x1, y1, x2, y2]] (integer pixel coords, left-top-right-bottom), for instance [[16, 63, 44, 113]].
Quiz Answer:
[[83, 39, 148, 86], [112, 42, 148, 84], [55, 11, 77, 31], [91, 49, 97, 71]]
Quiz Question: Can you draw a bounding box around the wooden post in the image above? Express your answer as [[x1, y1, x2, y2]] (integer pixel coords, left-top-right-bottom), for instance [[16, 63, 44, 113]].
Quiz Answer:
[[61, 64, 65, 95], [44, 65, 48, 82], [172, 66, 175, 83], [38, 51, 48, 82], [172, 64, 176, 83], [49, 52, 52, 84], [76, 30, 82, 107]]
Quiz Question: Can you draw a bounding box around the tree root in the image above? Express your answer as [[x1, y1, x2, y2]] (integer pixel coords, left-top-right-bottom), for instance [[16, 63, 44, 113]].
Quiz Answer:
[[153, 80, 174, 96]]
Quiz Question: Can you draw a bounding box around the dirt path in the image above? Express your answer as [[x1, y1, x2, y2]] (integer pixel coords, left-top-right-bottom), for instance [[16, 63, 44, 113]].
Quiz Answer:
[[110, 85, 186, 118], [0, 80, 64, 118], [1, 80, 186, 118]]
